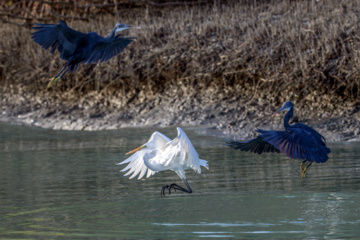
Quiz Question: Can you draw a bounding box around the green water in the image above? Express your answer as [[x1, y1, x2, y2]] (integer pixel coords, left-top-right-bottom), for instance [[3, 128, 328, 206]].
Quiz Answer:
[[0, 122, 359, 239]]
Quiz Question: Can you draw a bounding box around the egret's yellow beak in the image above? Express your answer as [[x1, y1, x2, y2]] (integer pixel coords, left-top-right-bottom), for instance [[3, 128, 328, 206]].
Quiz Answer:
[[126, 145, 146, 155]]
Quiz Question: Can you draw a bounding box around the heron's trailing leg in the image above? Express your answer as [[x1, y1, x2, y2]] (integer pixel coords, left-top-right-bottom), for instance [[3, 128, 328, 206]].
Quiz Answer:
[[300, 160, 313, 179], [48, 66, 69, 87], [161, 178, 193, 196]]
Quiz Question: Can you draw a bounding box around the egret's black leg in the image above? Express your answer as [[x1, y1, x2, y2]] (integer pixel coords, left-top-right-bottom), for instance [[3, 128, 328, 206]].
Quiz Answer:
[[161, 178, 192, 197], [300, 160, 313, 179]]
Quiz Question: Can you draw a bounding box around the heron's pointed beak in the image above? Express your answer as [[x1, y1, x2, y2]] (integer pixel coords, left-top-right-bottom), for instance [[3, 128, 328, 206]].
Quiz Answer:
[[272, 107, 284, 117], [115, 25, 140, 34], [126, 145, 146, 155], [272, 111, 279, 117]]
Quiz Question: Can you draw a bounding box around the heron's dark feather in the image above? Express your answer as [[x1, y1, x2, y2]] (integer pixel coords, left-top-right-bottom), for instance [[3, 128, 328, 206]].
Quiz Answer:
[[31, 20, 136, 78], [226, 102, 330, 164], [225, 137, 280, 154]]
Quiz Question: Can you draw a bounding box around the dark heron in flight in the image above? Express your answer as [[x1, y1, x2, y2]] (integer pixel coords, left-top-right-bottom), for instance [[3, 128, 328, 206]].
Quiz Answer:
[[226, 101, 330, 178], [31, 20, 139, 86]]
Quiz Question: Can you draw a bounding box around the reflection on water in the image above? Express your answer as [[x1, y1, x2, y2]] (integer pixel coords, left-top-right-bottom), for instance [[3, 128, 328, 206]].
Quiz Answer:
[[0, 122, 360, 239]]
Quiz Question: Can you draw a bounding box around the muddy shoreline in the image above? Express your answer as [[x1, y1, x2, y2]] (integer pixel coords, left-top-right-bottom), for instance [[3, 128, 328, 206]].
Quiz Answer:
[[1, 85, 359, 142]]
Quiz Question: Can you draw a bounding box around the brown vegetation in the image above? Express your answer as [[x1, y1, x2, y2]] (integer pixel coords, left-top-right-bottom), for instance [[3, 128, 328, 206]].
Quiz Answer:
[[0, 0, 359, 140]]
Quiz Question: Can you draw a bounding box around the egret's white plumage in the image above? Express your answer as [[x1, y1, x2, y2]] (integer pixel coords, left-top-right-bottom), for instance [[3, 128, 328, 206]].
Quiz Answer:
[[118, 127, 209, 195]]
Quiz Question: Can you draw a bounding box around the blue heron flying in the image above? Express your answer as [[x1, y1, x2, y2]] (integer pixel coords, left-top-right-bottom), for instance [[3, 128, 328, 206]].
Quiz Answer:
[[226, 101, 330, 178], [31, 20, 139, 86]]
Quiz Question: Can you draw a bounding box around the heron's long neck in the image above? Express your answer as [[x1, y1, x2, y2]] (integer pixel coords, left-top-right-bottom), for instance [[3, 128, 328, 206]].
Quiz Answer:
[[284, 107, 293, 129], [107, 28, 116, 38]]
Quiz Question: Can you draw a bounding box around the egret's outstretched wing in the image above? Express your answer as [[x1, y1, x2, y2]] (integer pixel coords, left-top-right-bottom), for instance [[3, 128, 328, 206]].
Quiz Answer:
[[226, 137, 280, 154], [86, 36, 135, 64], [31, 20, 84, 60], [152, 128, 208, 174], [118, 149, 155, 179], [257, 128, 330, 163], [118, 132, 170, 179]]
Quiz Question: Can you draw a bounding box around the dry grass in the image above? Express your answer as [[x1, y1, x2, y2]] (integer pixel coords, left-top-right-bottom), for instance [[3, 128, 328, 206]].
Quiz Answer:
[[0, 0, 360, 124]]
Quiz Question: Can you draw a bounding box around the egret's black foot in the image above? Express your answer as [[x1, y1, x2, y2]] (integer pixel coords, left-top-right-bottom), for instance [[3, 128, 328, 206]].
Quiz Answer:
[[48, 77, 61, 87], [160, 183, 192, 197], [161, 185, 170, 197], [161, 184, 178, 196], [167, 184, 178, 195]]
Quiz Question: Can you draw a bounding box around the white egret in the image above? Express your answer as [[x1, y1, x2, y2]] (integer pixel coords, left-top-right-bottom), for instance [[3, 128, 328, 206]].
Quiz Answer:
[[118, 127, 209, 196]]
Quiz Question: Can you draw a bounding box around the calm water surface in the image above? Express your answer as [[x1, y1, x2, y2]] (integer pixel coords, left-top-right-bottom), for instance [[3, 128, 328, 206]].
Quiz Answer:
[[0, 122, 359, 239]]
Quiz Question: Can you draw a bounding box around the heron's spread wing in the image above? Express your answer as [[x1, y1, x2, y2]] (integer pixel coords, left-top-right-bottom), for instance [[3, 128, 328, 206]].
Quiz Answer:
[[31, 20, 85, 60], [257, 128, 330, 163], [226, 137, 280, 154], [86, 36, 135, 64]]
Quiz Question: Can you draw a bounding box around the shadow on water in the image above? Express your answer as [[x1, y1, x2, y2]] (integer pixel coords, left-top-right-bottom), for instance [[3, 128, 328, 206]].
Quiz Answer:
[[0, 122, 359, 239]]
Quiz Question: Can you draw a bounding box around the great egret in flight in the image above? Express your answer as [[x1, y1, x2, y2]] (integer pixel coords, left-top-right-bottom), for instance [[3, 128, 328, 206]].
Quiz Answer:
[[118, 127, 209, 196], [226, 101, 330, 178], [31, 20, 139, 86]]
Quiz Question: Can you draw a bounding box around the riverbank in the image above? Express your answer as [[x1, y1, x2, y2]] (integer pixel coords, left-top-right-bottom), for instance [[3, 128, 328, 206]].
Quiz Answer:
[[0, 1, 359, 141], [1, 81, 359, 141]]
